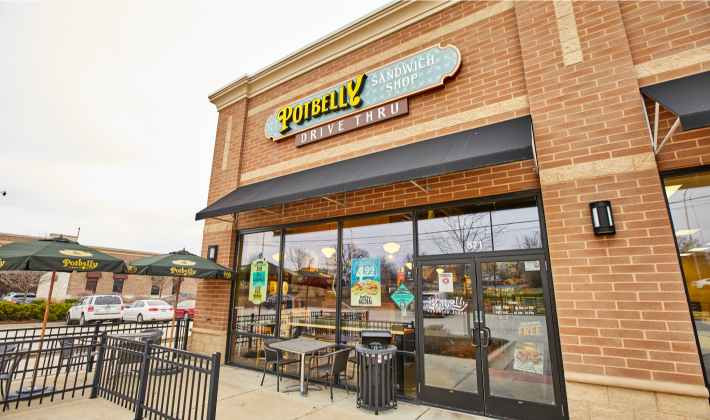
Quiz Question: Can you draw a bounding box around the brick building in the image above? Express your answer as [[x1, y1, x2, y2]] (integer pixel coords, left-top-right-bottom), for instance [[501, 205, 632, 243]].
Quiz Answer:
[[193, 2, 710, 419], [0, 233, 197, 301]]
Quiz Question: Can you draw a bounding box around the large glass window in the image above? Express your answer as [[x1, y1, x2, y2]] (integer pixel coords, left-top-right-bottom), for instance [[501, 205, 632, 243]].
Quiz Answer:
[[664, 173, 710, 383], [341, 213, 417, 397], [417, 197, 541, 255], [229, 231, 281, 367]]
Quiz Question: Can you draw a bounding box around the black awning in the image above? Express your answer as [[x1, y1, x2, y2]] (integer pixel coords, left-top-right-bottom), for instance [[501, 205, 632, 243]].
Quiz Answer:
[[640, 70, 710, 131], [196, 115, 534, 221]]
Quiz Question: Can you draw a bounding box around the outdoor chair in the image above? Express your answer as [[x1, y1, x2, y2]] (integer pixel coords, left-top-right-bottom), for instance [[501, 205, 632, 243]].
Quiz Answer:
[[51, 336, 99, 390], [306, 348, 350, 401], [261, 339, 299, 392], [0, 351, 23, 400]]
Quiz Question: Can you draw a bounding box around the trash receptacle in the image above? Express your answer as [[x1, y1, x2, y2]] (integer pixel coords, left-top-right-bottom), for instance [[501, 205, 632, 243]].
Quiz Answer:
[[356, 340, 397, 414]]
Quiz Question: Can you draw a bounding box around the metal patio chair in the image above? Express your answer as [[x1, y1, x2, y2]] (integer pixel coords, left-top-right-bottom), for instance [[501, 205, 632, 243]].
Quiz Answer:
[[261, 339, 299, 392], [306, 348, 350, 400], [0, 351, 23, 400]]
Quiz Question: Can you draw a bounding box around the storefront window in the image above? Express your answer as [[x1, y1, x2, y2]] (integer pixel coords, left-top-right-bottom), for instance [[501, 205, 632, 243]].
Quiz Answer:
[[341, 213, 416, 397], [417, 197, 541, 255], [664, 173, 710, 380], [230, 231, 281, 367]]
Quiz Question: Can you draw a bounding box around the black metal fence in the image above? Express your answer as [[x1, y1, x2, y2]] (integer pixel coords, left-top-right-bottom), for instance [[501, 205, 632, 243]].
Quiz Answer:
[[92, 333, 220, 420], [0, 318, 192, 351], [0, 321, 218, 420]]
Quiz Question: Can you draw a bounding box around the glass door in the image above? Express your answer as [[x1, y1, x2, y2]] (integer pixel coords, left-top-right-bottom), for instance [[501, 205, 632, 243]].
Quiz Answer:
[[418, 258, 484, 414], [476, 256, 562, 420]]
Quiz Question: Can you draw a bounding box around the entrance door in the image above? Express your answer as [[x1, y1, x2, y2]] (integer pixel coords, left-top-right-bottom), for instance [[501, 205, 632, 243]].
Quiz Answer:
[[417, 255, 563, 420], [418, 258, 484, 413]]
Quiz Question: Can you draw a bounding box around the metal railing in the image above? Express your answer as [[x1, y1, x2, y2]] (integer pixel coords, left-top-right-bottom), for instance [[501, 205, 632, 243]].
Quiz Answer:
[[0, 318, 192, 351], [92, 333, 220, 420], [1, 333, 100, 411]]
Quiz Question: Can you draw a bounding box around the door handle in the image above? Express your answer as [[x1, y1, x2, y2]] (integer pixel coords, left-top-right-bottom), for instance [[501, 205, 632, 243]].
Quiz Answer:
[[480, 327, 491, 348], [470, 327, 478, 346]]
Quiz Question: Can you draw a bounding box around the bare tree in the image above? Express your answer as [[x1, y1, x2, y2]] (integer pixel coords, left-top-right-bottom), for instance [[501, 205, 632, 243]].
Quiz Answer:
[[421, 212, 505, 254], [285, 246, 314, 271], [151, 276, 175, 297], [514, 231, 542, 249], [0, 271, 48, 304]]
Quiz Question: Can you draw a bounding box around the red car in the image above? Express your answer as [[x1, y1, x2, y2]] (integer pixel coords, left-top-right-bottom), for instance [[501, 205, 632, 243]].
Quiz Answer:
[[175, 299, 195, 320]]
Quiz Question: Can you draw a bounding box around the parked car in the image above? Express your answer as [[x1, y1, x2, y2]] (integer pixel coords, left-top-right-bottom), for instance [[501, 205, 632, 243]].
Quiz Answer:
[[262, 294, 301, 309], [66, 295, 124, 325], [692, 278, 710, 289], [123, 300, 174, 322], [175, 299, 195, 320], [4, 294, 38, 304]]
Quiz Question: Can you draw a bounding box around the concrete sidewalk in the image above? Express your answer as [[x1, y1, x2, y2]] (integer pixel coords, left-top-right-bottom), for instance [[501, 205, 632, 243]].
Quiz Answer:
[[2, 365, 489, 420]]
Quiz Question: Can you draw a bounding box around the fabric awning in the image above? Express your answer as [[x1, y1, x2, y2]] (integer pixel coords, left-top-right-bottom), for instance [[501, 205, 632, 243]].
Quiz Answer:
[[640, 70, 710, 131], [196, 115, 534, 221]]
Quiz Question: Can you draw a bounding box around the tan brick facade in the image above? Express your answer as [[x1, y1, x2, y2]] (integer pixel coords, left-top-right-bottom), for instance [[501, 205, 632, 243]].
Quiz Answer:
[[198, 1, 710, 418]]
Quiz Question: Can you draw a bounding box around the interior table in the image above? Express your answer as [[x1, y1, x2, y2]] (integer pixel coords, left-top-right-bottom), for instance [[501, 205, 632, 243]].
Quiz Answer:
[[269, 338, 334, 397]]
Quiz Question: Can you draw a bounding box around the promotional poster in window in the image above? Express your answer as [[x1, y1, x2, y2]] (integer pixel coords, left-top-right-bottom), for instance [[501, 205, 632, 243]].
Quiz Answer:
[[351, 257, 381, 306]]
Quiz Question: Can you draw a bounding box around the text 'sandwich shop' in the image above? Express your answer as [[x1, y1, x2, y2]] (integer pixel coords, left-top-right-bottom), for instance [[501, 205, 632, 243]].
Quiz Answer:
[[193, 2, 710, 419]]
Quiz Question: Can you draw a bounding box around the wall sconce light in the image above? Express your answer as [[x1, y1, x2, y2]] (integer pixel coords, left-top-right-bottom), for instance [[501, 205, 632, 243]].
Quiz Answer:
[[589, 201, 615, 236], [272, 253, 280, 262], [207, 245, 218, 261]]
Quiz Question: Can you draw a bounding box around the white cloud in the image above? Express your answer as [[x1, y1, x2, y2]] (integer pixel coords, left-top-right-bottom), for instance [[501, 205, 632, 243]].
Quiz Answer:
[[0, 0, 390, 255]]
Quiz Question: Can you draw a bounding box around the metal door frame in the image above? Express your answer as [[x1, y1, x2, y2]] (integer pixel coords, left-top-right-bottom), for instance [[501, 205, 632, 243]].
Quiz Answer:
[[416, 255, 484, 414]]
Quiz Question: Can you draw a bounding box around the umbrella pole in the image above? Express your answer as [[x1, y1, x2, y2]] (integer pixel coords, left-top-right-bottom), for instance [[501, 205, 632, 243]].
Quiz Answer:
[[30, 270, 56, 393], [169, 277, 182, 346]]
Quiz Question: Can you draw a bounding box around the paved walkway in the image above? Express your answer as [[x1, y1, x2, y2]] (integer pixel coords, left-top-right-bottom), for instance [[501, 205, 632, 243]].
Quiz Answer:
[[1, 365, 490, 420]]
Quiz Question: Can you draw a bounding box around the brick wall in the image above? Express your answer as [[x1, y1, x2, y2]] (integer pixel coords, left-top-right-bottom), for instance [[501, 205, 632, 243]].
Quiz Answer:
[[516, 0, 702, 389]]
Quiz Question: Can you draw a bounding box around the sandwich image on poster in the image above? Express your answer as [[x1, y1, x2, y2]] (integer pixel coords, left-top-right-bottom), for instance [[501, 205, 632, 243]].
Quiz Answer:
[[351, 257, 381, 307], [513, 342, 544, 375]]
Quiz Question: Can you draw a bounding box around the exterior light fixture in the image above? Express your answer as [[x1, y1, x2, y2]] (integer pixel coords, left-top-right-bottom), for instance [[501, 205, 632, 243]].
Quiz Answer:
[[589, 201, 615, 236], [207, 245, 218, 262], [322, 247, 336, 258], [383, 242, 400, 254]]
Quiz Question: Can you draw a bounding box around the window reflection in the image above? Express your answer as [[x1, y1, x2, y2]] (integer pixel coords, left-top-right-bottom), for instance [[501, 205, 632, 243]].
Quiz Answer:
[[230, 231, 281, 367], [665, 173, 710, 382], [341, 213, 417, 398], [417, 198, 541, 255]]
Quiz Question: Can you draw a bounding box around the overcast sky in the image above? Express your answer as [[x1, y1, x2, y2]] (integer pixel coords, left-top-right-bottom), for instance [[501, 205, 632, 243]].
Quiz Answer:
[[0, 1, 390, 255]]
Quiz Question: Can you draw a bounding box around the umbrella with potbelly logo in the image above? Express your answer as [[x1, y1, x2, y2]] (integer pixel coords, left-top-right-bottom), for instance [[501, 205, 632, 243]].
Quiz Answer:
[[0, 236, 127, 396], [126, 250, 236, 344]]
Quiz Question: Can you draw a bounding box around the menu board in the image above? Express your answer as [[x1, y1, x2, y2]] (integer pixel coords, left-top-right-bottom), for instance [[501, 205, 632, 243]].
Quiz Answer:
[[249, 259, 268, 305], [351, 258, 381, 307]]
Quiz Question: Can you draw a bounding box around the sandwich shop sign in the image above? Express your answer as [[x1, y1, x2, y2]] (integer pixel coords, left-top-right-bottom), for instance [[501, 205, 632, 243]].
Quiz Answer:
[[264, 44, 461, 147]]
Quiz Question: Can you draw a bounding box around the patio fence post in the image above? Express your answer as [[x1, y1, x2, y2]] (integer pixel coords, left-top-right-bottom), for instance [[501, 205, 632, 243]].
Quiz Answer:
[[206, 352, 221, 420], [173, 318, 181, 349], [134, 339, 153, 420], [182, 319, 191, 351], [90, 332, 108, 399]]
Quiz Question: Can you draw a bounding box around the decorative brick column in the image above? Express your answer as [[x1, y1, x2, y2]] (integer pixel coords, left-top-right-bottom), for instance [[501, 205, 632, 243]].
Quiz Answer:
[[192, 98, 249, 363], [515, 1, 709, 418]]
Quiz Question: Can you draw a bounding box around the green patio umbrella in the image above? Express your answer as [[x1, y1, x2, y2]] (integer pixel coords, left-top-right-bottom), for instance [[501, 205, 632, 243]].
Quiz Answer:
[[127, 250, 236, 343], [0, 237, 127, 335], [0, 236, 127, 396]]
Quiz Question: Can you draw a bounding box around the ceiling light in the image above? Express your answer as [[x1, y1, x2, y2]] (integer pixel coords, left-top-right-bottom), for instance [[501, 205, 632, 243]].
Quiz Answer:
[[436, 268, 444, 274], [688, 248, 709, 252], [665, 184, 682, 198], [383, 242, 400, 254], [680, 253, 691, 256], [272, 253, 280, 262], [321, 247, 335, 258], [406, 262, 412, 270], [676, 229, 700, 235], [387, 254, 394, 259]]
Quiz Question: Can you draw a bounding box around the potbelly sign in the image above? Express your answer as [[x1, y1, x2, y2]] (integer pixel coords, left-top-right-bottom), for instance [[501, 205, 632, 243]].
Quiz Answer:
[[264, 44, 461, 145]]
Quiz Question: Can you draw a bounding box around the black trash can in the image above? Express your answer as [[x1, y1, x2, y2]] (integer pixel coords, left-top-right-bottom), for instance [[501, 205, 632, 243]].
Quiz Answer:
[[356, 341, 397, 414]]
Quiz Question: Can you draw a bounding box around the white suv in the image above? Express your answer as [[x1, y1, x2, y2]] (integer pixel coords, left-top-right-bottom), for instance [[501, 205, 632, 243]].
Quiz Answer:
[[67, 295, 124, 325]]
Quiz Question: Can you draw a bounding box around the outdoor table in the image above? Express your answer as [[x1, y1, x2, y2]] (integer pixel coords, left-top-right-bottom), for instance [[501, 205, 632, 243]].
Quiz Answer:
[[269, 338, 334, 397]]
